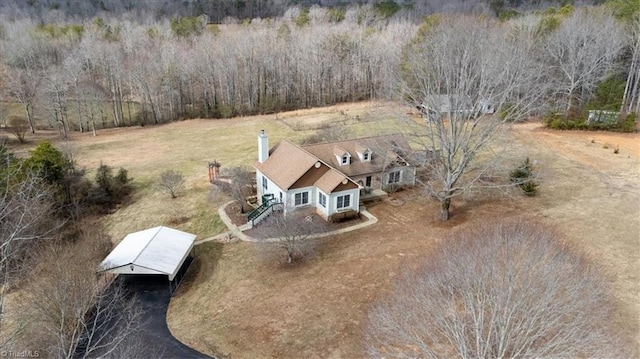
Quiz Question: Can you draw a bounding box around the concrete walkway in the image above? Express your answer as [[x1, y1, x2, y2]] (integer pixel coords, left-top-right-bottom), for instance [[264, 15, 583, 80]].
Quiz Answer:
[[194, 201, 378, 245]]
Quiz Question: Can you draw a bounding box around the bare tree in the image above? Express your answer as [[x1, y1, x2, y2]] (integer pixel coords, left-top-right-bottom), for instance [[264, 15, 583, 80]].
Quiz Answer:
[[543, 8, 625, 116], [621, 14, 640, 115], [5, 68, 41, 134], [0, 163, 58, 282], [7, 116, 28, 143], [158, 170, 185, 199], [224, 166, 253, 213], [366, 219, 635, 359], [254, 212, 325, 264], [0, 165, 57, 348], [17, 231, 144, 359], [402, 16, 545, 220]]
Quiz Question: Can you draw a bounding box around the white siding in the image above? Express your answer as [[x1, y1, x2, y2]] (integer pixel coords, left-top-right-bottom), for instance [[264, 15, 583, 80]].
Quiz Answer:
[[317, 190, 329, 218], [256, 169, 285, 204], [287, 186, 315, 209], [327, 188, 360, 216]]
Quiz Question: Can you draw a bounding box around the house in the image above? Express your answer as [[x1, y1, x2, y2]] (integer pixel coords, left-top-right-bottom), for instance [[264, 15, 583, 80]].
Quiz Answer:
[[418, 95, 495, 119], [252, 130, 415, 223]]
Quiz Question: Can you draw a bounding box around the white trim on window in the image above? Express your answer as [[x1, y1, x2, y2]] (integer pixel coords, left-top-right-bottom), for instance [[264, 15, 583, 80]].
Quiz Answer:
[[336, 194, 351, 210], [319, 192, 326, 208], [341, 155, 349, 165], [294, 192, 309, 206]]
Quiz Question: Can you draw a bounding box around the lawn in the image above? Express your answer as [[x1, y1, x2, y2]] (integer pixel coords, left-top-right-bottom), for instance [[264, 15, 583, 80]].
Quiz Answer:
[[4, 101, 639, 357]]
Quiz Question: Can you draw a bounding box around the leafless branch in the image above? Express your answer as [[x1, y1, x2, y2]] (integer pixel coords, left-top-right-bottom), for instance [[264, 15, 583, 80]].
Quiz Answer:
[[254, 212, 326, 264], [366, 218, 636, 358]]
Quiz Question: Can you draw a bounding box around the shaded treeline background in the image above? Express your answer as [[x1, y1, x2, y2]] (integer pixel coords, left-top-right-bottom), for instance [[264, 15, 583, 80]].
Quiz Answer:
[[0, 0, 603, 23], [0, 0, 637, 136]]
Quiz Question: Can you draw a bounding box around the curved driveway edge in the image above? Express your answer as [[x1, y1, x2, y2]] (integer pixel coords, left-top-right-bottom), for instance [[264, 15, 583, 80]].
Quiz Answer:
[[120, 274, 214, 359], [200, 200, 378, 244]]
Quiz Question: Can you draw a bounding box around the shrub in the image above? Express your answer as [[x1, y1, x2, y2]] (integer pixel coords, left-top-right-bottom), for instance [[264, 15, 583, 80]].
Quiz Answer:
[[8, 116, 29, 144], [544, 112, 636, 133], [374, 0, 401, 19], [329, 210, 359, 223], [510, 157, 537, 196], [617, 113, 637, 132], [92, 163, 132, 208], [159, 170, 185, 199]]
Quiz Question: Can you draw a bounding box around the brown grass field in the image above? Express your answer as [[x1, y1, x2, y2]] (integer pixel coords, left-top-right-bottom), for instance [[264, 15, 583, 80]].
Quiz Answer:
[[4, 101, 639, 358]]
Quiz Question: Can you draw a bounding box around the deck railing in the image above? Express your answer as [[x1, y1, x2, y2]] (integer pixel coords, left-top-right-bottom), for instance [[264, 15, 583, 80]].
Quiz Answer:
[[247, 197, 282, 226]]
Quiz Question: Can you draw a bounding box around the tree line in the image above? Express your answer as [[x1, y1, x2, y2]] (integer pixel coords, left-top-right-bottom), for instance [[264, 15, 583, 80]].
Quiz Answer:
[[0, 1, 637, 138], [0, 0, 601, 23]]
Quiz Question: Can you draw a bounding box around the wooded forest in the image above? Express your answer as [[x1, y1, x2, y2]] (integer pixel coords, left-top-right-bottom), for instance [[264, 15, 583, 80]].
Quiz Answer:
[[0, 0, 638, 137]]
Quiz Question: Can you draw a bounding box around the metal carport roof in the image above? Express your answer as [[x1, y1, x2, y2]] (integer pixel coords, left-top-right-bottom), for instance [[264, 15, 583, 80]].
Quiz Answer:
[[98, 226, 196, 281]]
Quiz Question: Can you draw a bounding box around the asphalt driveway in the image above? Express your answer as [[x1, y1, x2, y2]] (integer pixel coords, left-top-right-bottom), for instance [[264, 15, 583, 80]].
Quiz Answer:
[[120, 273, 213, 359]]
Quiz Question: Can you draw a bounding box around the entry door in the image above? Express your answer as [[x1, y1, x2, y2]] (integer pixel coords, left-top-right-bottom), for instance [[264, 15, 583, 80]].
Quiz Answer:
[[365, 176, 372, 187]]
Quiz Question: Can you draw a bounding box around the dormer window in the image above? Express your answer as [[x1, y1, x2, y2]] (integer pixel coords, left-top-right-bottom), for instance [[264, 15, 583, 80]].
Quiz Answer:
[[355, 143, 371, 162], [333, 146, 351, 166]]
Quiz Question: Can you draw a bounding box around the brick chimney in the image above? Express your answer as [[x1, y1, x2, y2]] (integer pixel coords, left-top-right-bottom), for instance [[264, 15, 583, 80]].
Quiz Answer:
[[258, 130, 269, 163]]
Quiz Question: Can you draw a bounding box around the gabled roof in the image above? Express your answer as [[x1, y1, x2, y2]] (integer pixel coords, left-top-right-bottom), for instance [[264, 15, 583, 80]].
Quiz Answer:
[[315, 168, 350, 193], [255, 140, 319, 190], [98, 226, 196, 281], [333, 146, 349, 158], [354, 143, 369, 154], [302, 134, 412, 177], [256, 140, 358, 193]]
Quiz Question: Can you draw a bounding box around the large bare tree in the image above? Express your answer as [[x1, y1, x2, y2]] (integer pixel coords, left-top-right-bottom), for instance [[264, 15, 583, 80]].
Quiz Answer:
[[366, 219, 635, 358], [402, 16, 545, 220], [543, 8, 625, 116]]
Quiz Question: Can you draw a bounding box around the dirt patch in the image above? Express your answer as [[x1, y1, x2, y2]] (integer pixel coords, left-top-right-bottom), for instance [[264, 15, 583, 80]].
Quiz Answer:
[[224, 201, 251, 227]]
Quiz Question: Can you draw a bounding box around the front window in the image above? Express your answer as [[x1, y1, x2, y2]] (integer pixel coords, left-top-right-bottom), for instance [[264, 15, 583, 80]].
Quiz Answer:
[[363, 152, 370, 161], [319, 192, 326, 208], [336, 194, 350, 209], [262, 176, 268, 190], [294, 192, 309, 206], [341, 155, 349, 165], [388, 171, 401, 184]]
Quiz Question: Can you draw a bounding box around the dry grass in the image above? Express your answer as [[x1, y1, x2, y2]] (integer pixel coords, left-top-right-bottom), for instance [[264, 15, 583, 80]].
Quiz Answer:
[[169, 115, 637, 358], [6, 101, 415, 241], [5, 102, 639, 357]]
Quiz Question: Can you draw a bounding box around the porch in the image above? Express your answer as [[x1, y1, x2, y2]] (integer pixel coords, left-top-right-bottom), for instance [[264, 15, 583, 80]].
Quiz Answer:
[[360, 188, 388, 203]]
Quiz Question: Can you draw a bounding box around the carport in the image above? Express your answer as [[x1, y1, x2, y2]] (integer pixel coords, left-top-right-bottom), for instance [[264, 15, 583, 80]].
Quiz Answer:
[[98, 226, 196, 294]]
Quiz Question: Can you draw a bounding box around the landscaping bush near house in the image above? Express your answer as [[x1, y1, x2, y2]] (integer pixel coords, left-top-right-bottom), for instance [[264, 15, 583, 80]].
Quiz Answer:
[[329, 209, 359, 223], [544, 112, 636, 132], [382, 184, 400, 194]]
